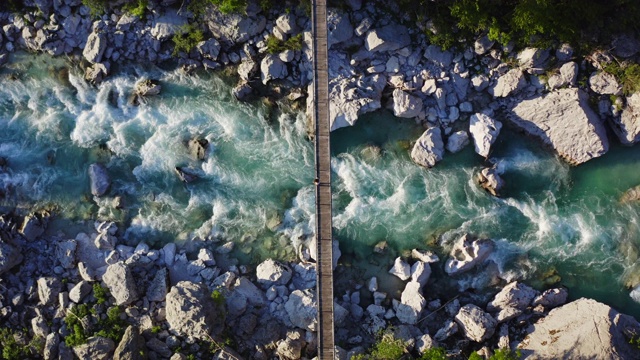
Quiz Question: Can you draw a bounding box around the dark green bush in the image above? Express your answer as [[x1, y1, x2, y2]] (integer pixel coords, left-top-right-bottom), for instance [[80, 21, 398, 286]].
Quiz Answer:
[[352, 333, 407, 359], [172, 25, 205, 55], [266, 33, 304, 54], [604, 62, 640, 96], [419, 347, 447, 360], [122, 0, 148, 17], [93, 283, 109, 305]]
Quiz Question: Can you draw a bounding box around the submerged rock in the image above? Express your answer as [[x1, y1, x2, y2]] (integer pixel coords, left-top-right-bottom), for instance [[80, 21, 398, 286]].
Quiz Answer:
[[134, 79, 161, 97], [509, 88, 609, 165], [88, 163, 110, 197], [517, 298, 640, 359], [187, 138, 209, 161], [477, 167, 505, 197], [410, 127, 444, 168], [174, 167, 199, 183], [621, 184, 640, 203]]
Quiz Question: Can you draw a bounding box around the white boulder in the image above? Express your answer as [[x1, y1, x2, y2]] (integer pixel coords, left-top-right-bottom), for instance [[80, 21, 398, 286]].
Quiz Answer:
[[410, 127, 444, 168], [469, 113, 502, 158], [444, 234, 494, 275], [455, 304, 497, 342]]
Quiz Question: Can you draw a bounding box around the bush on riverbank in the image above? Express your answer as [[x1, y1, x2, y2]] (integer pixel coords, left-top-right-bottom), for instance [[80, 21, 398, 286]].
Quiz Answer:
[[172, 24, 205, 55], [404, 0, 640, 51]]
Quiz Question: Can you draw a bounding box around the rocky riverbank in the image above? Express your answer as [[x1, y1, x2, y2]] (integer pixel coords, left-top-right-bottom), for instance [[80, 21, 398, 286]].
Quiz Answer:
[[2, 0, 640, 359]]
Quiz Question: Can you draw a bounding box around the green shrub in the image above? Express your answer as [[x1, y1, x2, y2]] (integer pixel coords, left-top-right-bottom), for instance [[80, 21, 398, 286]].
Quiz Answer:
[[188, 0, 246, 17], [93, 283, 109, 305], [420, 347, 447, 360], [352, 333, 407, 360], [94, 306, 126, 343], [488, 348, 522, 360], [172, 25, 205, 56], [64, 304, 91, 347], [603, 62, 640, 96], [122, 0, 148, 17], [266, 33, 304, 54], [82, 0, 108, 17]]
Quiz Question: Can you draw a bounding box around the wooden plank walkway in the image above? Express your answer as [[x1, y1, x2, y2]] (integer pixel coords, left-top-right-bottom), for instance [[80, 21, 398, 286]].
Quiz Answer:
[[311, 0, 335, 358]]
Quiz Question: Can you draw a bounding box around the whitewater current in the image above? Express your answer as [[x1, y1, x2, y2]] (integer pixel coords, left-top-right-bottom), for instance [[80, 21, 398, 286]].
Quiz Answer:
[[3, 54, 640, 317]]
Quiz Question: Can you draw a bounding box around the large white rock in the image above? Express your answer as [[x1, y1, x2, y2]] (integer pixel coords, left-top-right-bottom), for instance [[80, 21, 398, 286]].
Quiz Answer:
[[206, 10, 266, 45], [166, 281, 224, 339], [509, 88, 609, 165], [532, 287, 568, 309], [256, 259, 292, 287], [589, 71, 622, 95], [393, 89, 423, 118], [455, 304, 497, 342], [82, 31, 106, 64], [410, 261, 431, 286], [275, 13, 297, 35], [388, 257, 411, 281], [327, 9, 353, 47], [397, 281, 426, 325], [365, 24, 410, 52], [469, 113, 502, 158], [102, 262, 139, 305], [38, 277, 61, 305], [612, 92, 640, 144], [517, 48, 549, 70], [488, 281, 538, 312], [410, 127, 444, 168], [489, 69, 527, 97], [444, 234, 494, 275], [517, 298, 640, 359], [325, 74, 386, 131], [73, 336, 115, 360], [0, 241, 22, 275], [150, 9, 188, 41], [424, 45, 453, 68], [261, 54, 288, 85], [285, 289, 317, 331]]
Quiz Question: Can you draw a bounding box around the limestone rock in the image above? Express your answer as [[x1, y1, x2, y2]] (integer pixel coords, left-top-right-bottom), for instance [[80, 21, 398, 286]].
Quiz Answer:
[[150, 10, 187, 41], [327, 9, 353, 48], [82, 31, 106, 64], [424, 45, 453, 68], [411, 249, 439, 263], [489, 69, 526, 98], [188, 138, 208, 161], [73, 336, 115, 360], [517, 298, 640, 359], [146, 267, 168, 302], [261, 54, 288, 85], [205, 9, 266, 46], [478, 167, 505, 197], [20, 213, 46, 241], [275, 13, 297, 35], [474, 35, 494, 55], [256, 259, 292, 287], [612, 92, 640, 145], [446, 130, 470, 153], [327, 74, 386, 130], [85, 62, 109, 85], [103, 262, 139, 305], [398, 281, 426, 325], [237, 59, 257, 82], [393, 89, 423, 118], [488, 281, 538, 312], [166, 281, 224, 339], [134, 79, 161, 97], [410, 127, 444, 168], [469, 113, 501, 158], [285, 289, 317, 331], [88, 163, 110, 197], [113, 326, 147, 360], [410, 261, 431, 286], [69, 281, 92, 303], [196, 38, 220, 61], [388, 257, 411, 281], [509, 88, 609, 165], [547, 61, 578, 90], [415, 334, 438, 355], [444, 234, 494, 275], [455, 304, 497, 342], [38, 277, 61, 305], [532, 288, 568, 309], [365, 24, 410, 52], [589, 71, 622, 95], [517, 48, 549, 70]]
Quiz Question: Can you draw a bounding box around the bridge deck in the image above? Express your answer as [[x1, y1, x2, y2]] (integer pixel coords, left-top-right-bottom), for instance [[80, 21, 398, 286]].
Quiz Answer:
[[312, 0, 335, 358]]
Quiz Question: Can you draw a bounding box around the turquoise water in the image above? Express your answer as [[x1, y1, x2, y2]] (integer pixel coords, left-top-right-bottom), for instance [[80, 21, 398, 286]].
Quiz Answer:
[[3, 53, 640, 317]]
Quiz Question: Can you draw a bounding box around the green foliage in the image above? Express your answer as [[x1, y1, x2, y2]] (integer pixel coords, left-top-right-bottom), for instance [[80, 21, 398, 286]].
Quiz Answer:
[[94, 306, 126, 343], [93, 283, 109, 305], [266, 33, 304, 54], [172, 25, 205, 56], [151, 326, 162, 334], [0, 328, 42, 360], [488, 348, 522, 360], [418, 0, 640, 51], [64, 304, 126, 346], [419, 347, 447, 360], [188, 0, 246, 17], [64, 304, 91, 347], [604, 62, 640, 96], [211, 290, 225, 306], [352, 333, 407, 360], [82, 0, 108, 17], [122, 0, 148, 18], [468, 352, 483, 360]]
